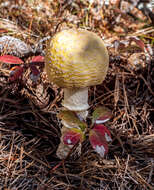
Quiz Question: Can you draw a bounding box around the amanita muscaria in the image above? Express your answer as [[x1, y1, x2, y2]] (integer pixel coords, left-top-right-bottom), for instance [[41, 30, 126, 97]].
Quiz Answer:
[[45, 29, 109, 159]]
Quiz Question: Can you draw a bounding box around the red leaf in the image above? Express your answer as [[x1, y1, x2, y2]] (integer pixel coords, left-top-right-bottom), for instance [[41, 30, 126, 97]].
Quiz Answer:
[[29, 65, 40, 82], [89, 124, 112, 157], [89, 130, 108, 157], [30, 65, 40, 75], [30, 56, 44, 63], [93, 124, 112, 142], [0, 55, 23, 64], [9, 66, 24, 81], [63, 128, 84, 145]]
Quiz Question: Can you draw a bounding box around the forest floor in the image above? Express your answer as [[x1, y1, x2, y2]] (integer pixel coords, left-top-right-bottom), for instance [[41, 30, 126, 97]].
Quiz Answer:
[[0, 0, 153, 190]]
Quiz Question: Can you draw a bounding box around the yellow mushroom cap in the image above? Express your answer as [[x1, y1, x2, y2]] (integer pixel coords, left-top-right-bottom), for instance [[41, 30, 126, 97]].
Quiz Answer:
[[45, 29, 109, 88]]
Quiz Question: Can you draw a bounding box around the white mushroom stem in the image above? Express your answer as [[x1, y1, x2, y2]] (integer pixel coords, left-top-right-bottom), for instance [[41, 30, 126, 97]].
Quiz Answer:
[[62, 87, 89, 121]]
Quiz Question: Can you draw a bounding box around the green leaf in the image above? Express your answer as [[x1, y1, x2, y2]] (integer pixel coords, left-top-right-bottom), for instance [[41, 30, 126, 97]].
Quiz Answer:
[[58, 110, 87, 131], [92, 106, 112, 124]]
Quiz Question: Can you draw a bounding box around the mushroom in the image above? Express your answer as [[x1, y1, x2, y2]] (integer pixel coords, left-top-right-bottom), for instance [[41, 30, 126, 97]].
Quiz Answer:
[[45, 29, 109, 158]]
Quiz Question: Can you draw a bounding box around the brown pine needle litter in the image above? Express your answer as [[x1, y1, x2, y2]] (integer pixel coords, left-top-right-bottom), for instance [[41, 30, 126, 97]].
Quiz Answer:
[[0, 0, 154, 189]]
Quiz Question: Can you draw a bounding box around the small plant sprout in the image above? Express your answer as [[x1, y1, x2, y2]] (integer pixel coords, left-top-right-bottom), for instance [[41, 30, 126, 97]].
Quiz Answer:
[[56, 110, 86, 158], [0, 54, 44, 82], [45, 29, 110, 159], [90, 106, 112, 157]]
